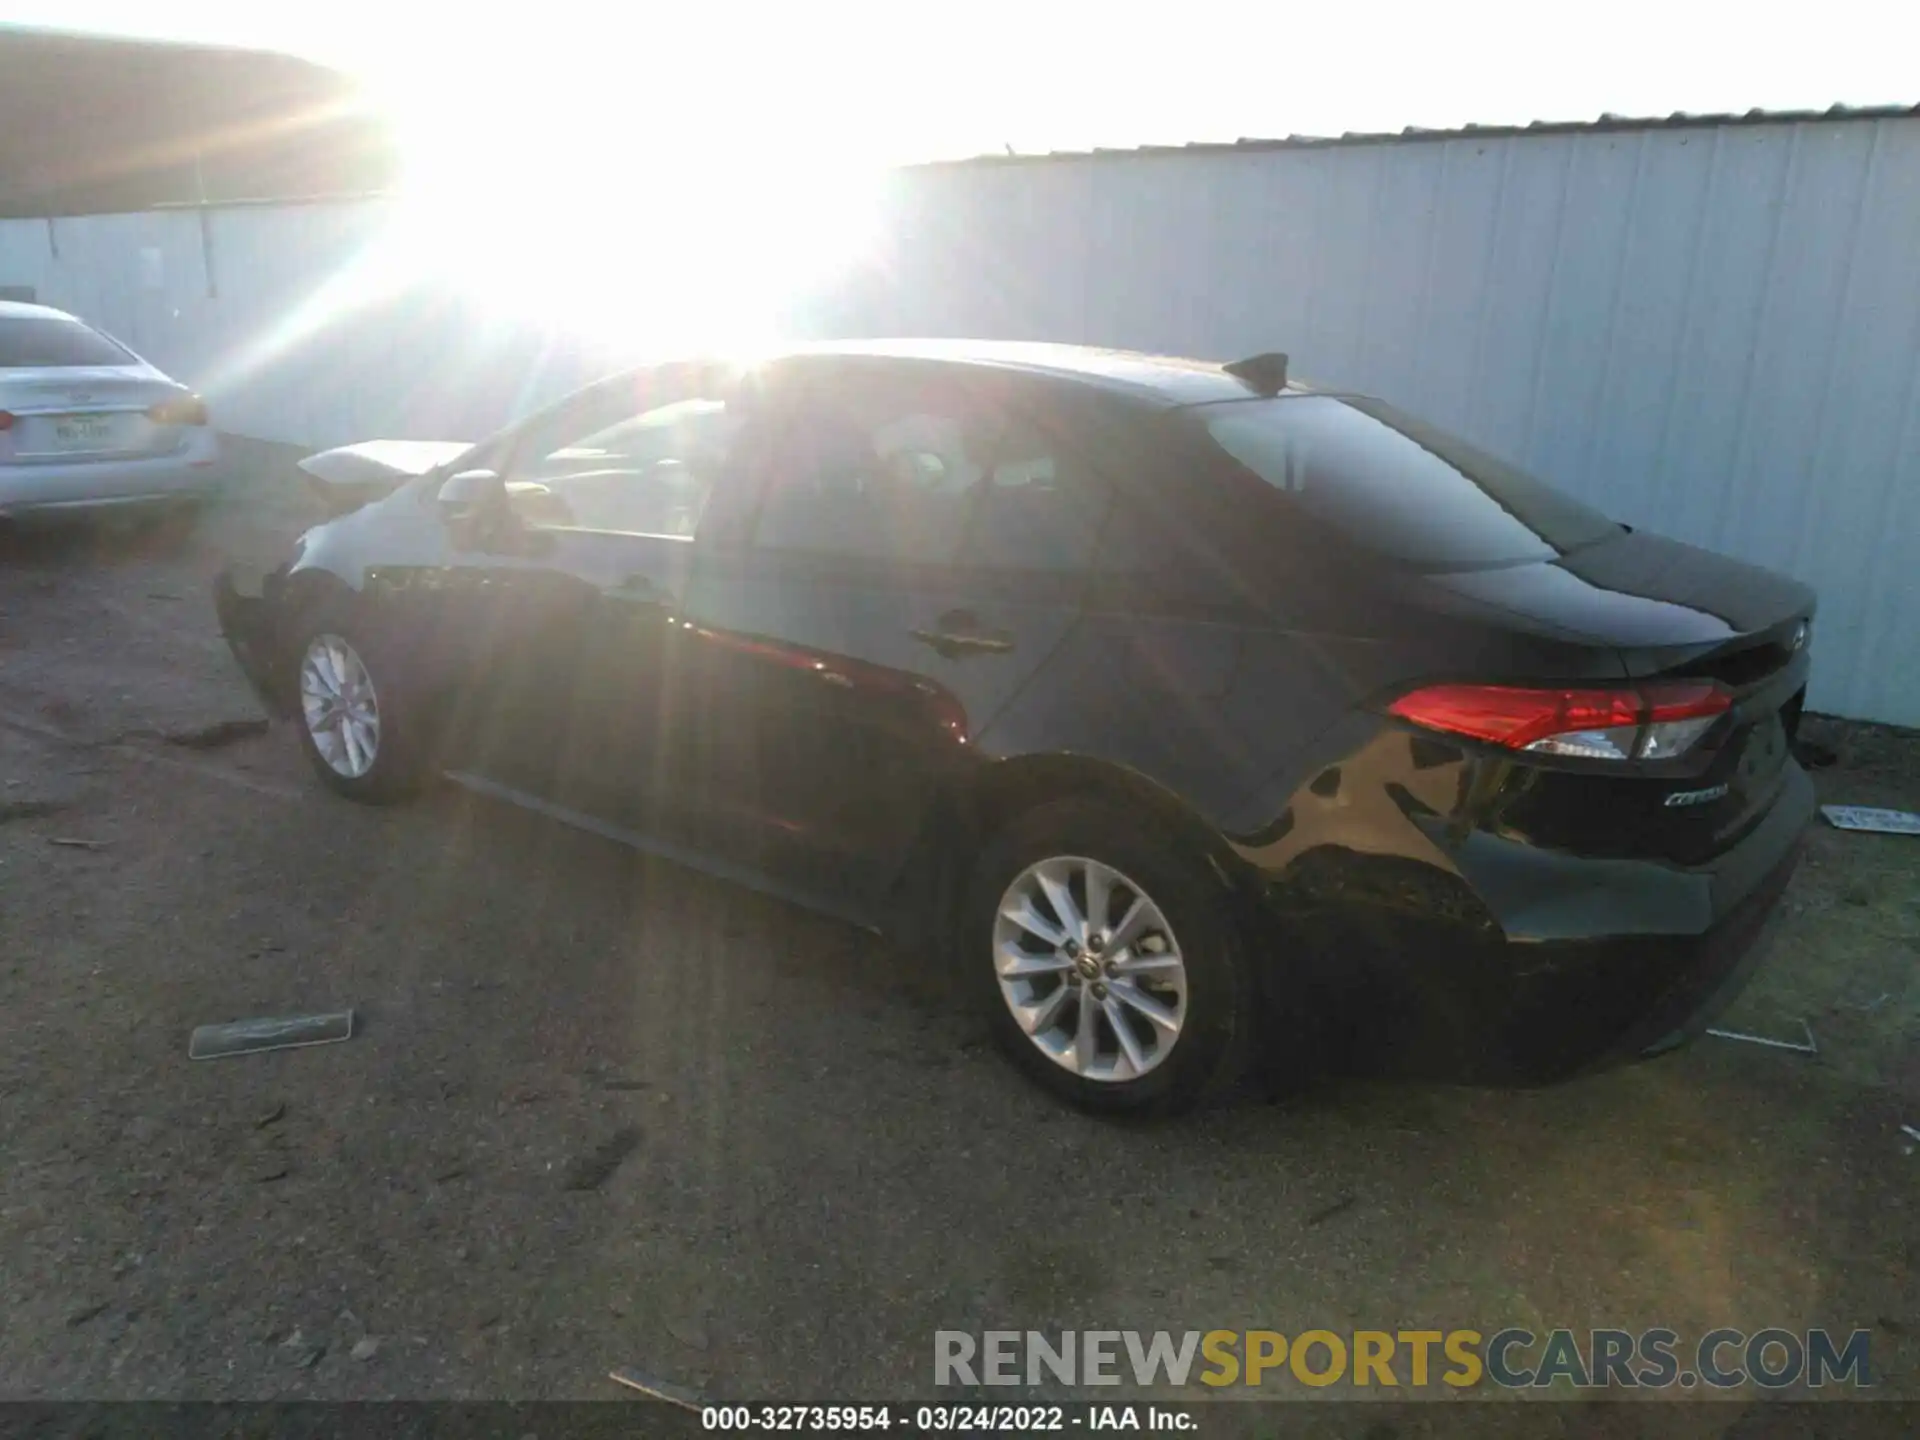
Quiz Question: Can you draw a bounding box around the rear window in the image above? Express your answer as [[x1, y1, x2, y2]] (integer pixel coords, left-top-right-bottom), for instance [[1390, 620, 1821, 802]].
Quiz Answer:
[[0, 316, 134, 368], [1199, 395, 1620, 570]]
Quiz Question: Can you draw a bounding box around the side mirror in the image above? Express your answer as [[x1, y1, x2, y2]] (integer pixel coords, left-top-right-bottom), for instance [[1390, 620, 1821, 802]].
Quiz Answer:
[[437, 468, 507, 547]]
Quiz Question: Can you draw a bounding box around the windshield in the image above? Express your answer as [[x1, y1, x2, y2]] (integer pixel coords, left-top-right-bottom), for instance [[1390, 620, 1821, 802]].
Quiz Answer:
[[1199, 394, 1620, 570], [0, 315, 136, 368]]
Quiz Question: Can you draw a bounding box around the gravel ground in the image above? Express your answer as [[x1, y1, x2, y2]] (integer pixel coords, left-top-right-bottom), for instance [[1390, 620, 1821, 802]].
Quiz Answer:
[[0, 458, 1915, 1406]]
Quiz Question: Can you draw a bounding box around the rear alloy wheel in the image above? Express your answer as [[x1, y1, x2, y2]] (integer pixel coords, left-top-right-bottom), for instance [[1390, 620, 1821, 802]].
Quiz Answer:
[[290, 616, 425, 803], [966, 798, 1258, 1115], [994, 856, 1188, 1083]]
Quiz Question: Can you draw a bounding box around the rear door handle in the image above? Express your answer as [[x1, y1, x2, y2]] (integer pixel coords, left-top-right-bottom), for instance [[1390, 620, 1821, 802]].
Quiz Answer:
[[910, 610, 1015, 659]]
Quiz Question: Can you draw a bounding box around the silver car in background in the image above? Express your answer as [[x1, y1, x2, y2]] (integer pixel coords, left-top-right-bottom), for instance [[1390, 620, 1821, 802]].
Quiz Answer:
[[0, 301, 218, 520]]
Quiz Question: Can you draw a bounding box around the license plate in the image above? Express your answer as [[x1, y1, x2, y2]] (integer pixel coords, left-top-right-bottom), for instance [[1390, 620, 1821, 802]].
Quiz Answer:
[[1822, 806, 1920, 835], [50, 415, 120, 450], [1741, 714, 1787, 785]]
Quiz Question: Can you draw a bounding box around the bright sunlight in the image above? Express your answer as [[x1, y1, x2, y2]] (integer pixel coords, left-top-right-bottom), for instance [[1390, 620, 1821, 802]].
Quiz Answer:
[[362, 19, 889, 355]]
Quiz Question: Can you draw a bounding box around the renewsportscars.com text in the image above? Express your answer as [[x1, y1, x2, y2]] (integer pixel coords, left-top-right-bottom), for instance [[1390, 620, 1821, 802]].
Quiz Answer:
[[934, 1327, 1872, 1390]]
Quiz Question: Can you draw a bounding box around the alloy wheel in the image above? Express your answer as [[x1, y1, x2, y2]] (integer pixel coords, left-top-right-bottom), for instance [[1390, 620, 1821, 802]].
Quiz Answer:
[[992, 855, 1188, 1082], [299, 633, 382, 779]]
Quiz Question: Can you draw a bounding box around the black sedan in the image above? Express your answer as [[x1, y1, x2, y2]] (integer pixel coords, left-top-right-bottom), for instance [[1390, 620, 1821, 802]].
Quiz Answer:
[[216, 341, 1817, 1115]]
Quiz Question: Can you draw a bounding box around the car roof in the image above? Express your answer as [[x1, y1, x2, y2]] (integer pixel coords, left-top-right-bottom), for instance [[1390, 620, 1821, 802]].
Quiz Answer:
[[0, 300, 83, 322], [764, 338, 1308, 407]]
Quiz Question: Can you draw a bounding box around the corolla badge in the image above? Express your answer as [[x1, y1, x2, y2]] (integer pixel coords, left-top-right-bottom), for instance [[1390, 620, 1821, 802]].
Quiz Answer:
[[1664, 782, 1730, 809]]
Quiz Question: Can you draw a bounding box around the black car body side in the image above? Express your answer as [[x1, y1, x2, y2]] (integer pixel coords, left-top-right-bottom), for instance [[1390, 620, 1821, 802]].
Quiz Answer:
[[216, 344, 1817, 1087]]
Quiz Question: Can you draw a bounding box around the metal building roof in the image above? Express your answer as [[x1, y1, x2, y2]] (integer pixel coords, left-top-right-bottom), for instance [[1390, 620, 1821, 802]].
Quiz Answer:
[[0, 25, 398, 218], [915, 101, 1920, 169]]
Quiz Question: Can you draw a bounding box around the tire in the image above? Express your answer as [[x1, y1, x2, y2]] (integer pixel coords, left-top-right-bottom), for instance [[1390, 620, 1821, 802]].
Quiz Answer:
[[963, 797, 1261, 1116], [288, 602, 428, 804]]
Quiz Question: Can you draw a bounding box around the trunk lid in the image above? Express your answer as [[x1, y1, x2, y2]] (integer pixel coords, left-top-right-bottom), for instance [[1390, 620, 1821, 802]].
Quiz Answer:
[[1418, 528, 1814, 662], [1425, 529, 1815, 865], [0, 363, 191, 463]]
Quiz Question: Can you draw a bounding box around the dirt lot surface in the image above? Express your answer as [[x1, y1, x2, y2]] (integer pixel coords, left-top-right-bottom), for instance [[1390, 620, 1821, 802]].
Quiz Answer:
[[1, 458, 1916, 1408]]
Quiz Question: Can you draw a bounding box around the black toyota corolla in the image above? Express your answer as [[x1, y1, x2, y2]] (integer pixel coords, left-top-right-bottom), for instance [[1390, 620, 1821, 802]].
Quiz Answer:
[[215, 340, 1817, 1115]]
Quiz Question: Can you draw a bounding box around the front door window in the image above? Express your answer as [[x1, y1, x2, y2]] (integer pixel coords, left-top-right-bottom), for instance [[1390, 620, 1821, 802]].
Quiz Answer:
[[502, 369, 744, 540]]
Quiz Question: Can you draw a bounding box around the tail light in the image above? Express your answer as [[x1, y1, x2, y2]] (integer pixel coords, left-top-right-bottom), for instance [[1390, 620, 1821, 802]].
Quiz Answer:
[[0, 410, 14, 431], [147, 394, 209, 426], [1387, 681, 1732, 762]]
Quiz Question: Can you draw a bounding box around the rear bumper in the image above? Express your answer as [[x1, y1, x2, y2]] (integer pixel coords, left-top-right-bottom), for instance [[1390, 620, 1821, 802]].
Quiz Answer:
[[1610, 841, 1800, 1063], [1262, 762, 1817, 1085], [0, 432, 221, 516]]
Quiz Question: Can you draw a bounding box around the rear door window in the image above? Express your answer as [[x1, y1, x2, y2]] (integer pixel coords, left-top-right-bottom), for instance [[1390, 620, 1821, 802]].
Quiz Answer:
[[955, 428, 1111, 576], [0, 316, 135, 368], [750, 373, 1118, 581], [750, 376, 990, 567], [1198, 395, 1620, 571]]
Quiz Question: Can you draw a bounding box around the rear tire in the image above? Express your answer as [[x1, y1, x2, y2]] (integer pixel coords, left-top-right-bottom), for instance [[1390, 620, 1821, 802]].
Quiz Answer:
[[289, 604, 428, 804], [963, 797, 1260, 1116]]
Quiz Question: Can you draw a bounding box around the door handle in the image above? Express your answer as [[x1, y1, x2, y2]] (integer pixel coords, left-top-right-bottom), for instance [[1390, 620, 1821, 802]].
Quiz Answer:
[[910, 611, 1015, 660]]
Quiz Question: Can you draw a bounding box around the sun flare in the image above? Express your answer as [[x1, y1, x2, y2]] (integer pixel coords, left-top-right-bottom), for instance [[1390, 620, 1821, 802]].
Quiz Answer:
[[371, 63, 884, 358]]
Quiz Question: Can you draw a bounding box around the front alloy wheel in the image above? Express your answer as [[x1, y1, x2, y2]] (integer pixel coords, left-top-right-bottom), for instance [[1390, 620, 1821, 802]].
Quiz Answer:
[[299, 632, 382, 779], [288, 611, 424, 803]]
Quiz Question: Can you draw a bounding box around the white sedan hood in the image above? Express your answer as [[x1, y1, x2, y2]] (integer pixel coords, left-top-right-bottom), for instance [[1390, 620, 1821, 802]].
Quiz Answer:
[[297, 440, 475, 488]]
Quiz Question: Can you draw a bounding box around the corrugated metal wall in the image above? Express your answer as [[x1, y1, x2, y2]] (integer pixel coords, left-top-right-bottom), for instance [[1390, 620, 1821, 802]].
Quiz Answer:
[[836, 116, 1920, 727], [3, 115, 1917, 724]]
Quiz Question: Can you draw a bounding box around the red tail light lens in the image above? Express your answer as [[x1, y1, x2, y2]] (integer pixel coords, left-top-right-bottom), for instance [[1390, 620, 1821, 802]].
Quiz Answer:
[[147, 394, 209, 426], [0, 410, 14, 431], [1387, 681, 1731, 762]]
